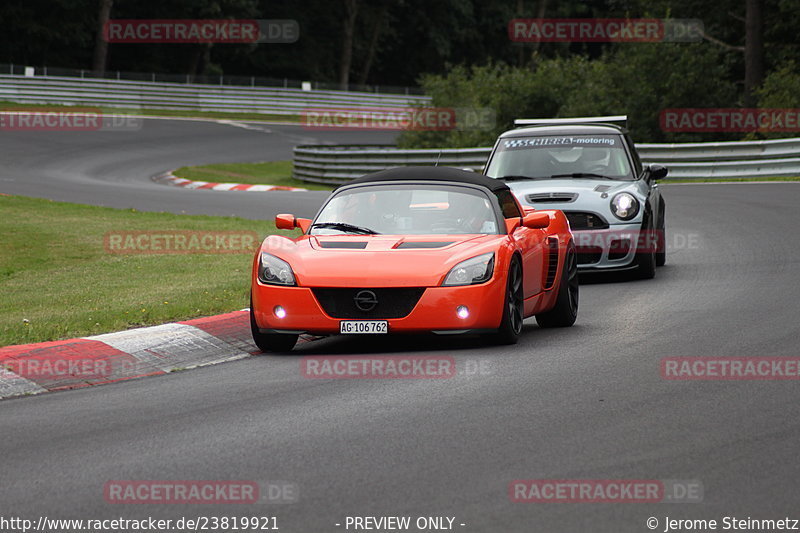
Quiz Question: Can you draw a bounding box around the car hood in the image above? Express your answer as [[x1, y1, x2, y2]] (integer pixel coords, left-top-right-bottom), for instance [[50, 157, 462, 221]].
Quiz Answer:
[[261, 234, 503, 287], [506, 178, 648, 225]]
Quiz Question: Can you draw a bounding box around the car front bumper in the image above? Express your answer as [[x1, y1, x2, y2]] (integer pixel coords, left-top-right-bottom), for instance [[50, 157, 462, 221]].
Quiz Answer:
[[572, 223, 645, 270], [252, 277, 507, 335]]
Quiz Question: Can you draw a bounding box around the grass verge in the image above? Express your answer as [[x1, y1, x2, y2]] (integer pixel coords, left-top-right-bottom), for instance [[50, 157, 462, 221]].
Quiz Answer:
[[173, 161, 335, 190], [0, 195, 297, 347]]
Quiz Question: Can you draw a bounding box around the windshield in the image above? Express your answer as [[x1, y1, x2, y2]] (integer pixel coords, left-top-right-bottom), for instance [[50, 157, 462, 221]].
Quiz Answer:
[[311, 184, 501, 235], [485, 134, 634, 180]]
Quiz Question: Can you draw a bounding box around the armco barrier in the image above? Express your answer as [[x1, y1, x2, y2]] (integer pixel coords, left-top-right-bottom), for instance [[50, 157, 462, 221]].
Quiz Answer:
[[293, 138, 800, 184], [0, 75, 429, 115]]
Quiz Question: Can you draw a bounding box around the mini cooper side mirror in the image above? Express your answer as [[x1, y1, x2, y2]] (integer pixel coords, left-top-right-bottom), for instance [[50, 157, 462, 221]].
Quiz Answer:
[[648, 164, 668, 180], [522, 212, 551, 229]]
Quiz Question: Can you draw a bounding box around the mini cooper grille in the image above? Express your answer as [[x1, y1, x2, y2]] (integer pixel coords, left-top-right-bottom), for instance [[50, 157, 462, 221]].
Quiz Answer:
[[311, 288, 426, 319], [544, 238, 559, 289], [565, 211, 609, 230], [526, 192, 578, 203]]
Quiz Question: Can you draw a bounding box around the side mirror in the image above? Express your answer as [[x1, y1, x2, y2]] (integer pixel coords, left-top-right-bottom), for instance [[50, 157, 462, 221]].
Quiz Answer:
[[648, 164, 668, 180], [275, 214, 296, 230], [522, 212, 550, 229], [275, 214, 313, 233]]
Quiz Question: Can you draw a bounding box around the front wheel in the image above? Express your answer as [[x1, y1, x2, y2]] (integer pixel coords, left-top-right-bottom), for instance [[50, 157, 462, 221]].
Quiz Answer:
[[655, 207, 666, 267], [536, 242, 578, 328], [492, 257, 524, 345], [250, 298, 298, 353]]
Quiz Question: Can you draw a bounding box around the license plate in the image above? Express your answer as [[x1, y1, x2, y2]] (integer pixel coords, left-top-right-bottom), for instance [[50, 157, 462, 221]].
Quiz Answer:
[[339, 320, 388, 334]]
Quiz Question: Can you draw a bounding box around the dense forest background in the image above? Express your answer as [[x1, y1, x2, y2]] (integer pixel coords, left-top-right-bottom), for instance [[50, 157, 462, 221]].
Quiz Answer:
[[1, 0, 798, 144]]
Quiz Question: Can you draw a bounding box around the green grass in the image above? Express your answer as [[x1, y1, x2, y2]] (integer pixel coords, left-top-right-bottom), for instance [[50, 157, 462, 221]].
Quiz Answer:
[[0, 100, 301, 123], [173, 161, 335, 190], [660, 176, 800, 183], [0, 195, 298, 347]]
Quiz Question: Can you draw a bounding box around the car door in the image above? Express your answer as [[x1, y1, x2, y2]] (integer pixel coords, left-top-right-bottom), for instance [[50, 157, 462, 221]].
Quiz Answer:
[[494, 189, 544, 298]]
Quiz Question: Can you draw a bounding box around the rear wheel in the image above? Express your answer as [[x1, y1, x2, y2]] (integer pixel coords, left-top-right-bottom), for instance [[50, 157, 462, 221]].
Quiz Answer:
[[250, 297, 298, 353], [536, 242, 579, 328], [493, 257, 524, 345]]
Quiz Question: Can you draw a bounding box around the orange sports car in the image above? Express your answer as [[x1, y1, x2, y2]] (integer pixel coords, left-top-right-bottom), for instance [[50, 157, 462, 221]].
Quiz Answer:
[[250, 166, 578, 352]]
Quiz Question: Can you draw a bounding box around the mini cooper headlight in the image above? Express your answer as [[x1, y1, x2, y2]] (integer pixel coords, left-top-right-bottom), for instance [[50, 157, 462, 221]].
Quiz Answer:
[[258, 253, 296, 286], [442, 253, 494, 286], [610, 192, 639, 220]]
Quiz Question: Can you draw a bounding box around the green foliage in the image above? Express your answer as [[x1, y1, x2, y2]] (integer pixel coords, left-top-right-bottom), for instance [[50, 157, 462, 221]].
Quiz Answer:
[[398, 43, 739, 147]]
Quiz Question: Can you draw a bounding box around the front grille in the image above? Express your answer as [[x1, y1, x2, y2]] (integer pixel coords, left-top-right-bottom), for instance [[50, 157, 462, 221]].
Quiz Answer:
[[526, 192, 578, 204], [576, 246, 602, 265], [544, 238, 559, 288], [311, 288, 426, 319], [565, 211, 609, 230]]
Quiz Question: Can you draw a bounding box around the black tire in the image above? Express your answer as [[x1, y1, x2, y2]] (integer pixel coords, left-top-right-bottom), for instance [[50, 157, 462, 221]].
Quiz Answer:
[[536, 242, 579, 328], [492, 257, 524, 345], [655, 205, 666, 267], [633, 242, 656, 279], [250, 298, 298, 353]]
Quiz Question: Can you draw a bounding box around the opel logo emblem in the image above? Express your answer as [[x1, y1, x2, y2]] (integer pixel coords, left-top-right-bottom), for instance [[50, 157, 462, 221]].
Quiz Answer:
[[354, 290, 378, 312]]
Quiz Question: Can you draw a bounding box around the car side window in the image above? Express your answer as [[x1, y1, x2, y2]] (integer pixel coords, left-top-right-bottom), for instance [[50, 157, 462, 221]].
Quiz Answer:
[[494, 190, 522, 219], [625, 134, 643, 176]]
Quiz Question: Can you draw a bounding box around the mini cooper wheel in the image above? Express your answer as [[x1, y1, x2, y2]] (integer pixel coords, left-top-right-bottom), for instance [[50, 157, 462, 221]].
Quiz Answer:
[[493, 257, 524, 345], [536, 242, 578, 328], [250, 298, 298, 353]]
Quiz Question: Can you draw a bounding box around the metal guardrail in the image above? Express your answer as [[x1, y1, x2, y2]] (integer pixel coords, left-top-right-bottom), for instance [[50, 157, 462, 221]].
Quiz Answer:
[[293, 138, 800, 184], [0, 75, 430, 115]]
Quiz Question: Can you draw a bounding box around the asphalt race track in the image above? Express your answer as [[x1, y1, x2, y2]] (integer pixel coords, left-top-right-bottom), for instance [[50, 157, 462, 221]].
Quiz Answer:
[[2, 119, 800, 532], [0, 118, 398, 219]]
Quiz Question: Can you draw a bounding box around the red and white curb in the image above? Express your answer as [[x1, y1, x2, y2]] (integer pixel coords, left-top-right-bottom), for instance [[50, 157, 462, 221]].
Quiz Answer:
[[0, 310, 312, 399], [154, 171, 307, 192]]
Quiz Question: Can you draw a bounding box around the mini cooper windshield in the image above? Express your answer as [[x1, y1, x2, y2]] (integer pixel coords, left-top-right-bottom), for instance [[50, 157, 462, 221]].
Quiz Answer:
[[310, 184, 502, 236], [486, 135, 634, 181]]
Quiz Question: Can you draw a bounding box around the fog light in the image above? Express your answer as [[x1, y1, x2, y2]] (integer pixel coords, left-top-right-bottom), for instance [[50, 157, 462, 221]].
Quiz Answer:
[[456, 306, 469, 319], [274, 305, 287, 319]]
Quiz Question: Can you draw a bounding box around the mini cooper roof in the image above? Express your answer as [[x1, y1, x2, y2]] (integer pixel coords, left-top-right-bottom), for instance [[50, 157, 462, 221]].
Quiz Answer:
[[346, 166, 511, 193], [501, 123, 628, 137]]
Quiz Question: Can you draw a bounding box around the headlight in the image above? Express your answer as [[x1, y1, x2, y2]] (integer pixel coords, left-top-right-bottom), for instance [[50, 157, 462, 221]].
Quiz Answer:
[[442, 253, 494, 286], [610, 192, 639, 220], [258, 253, 296, 286]]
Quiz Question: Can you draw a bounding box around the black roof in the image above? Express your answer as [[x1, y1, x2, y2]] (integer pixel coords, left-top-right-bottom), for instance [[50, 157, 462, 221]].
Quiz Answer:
[[346, 166, 509, 192]]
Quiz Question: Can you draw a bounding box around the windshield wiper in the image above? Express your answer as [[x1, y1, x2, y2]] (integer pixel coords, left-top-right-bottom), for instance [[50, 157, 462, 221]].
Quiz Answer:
[[310, 222, 380, 235], [549, 173, 616, 180], [494, 174, 543, 181]]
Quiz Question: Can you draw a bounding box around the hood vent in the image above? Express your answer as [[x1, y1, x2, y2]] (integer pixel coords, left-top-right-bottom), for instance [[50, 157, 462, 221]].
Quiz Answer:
[[526, 192, 578, 204], [395, 241, 454, 249], [319, 241, 368, 249], [594, 185, 612, 192]]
